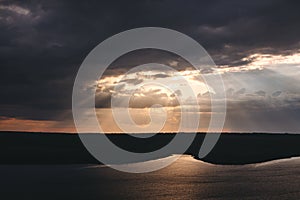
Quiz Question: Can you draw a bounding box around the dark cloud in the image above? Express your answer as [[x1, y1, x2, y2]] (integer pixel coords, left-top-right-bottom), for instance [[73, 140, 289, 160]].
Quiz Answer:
[[254, 90, 266, 96], [272, 91, 282, 97], [1, 0, 300, 123], [106, 49, 192, 75], [119, 78, 143, 85]]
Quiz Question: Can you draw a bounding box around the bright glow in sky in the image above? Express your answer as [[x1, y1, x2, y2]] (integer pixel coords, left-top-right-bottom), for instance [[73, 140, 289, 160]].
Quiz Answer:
[[1, 52, 300, 133]]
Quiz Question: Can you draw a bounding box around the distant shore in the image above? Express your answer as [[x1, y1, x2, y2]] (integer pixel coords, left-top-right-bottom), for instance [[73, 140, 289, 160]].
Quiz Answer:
[[0, 131, 300, 165]]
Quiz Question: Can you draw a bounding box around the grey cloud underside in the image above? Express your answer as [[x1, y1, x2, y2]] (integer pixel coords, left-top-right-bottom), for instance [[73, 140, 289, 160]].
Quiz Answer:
[[1, 0, 300, 122], [96, 84, 180, 108]]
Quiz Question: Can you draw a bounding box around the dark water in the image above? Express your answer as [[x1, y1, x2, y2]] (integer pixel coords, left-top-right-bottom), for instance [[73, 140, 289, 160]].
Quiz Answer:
[[0, 155, 300, 200]]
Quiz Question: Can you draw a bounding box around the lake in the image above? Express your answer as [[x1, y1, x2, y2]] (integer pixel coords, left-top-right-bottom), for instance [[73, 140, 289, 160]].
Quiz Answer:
[[0, 155, 299, 199]]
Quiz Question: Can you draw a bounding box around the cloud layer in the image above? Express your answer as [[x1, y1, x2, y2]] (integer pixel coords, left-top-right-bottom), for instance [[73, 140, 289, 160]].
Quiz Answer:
[[1, 0, 300, 132]]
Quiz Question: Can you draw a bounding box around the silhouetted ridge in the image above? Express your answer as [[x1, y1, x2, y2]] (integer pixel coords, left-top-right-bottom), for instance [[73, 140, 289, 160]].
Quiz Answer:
[[0, 132, 300, 165]]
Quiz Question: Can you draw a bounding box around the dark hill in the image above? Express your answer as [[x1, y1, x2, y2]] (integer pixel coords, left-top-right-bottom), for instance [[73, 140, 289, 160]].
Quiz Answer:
[[0, 132, 300, 165]]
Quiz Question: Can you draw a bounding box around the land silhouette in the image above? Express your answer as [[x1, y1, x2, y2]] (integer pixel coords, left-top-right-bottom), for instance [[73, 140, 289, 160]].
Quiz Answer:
[[0, 131, 300, 165]]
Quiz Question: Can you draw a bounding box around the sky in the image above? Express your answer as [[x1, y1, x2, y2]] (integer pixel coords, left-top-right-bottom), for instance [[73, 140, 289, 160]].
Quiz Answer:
[[1, 0, 300, 133]]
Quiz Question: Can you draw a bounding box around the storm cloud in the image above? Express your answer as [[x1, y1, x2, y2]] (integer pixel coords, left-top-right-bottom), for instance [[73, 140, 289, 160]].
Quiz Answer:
[[1, 0, 300, 132]]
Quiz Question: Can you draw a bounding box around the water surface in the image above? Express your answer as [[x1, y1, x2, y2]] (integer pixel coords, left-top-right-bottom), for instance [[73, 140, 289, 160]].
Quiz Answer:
[[1, 155, 299, 199]]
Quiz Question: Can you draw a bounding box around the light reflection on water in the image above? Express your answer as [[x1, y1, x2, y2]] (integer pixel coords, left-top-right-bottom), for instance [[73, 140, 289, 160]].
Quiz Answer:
[[0, 155, 300, 199]]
